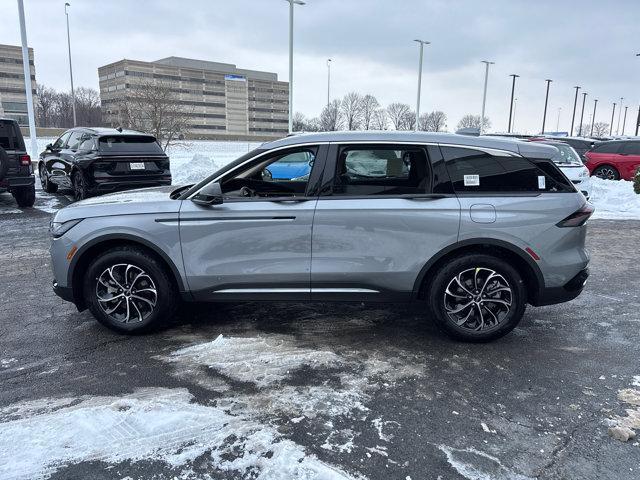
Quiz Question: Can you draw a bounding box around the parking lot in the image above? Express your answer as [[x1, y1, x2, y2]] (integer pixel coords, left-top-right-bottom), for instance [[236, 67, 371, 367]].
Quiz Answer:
[[0, 187, 639, 480]]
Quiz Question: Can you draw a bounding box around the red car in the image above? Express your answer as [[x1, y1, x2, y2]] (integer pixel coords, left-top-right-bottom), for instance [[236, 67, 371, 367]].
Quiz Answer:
[[585, 140, 640, 180]]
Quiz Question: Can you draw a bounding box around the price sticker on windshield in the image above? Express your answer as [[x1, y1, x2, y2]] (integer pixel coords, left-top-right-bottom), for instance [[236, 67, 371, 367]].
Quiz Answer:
[[464, 174, 480, 187], [538, 175, 546, 189]]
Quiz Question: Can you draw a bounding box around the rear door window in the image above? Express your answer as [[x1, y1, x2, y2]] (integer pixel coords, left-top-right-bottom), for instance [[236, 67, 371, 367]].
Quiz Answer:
[[620, 142, 640, 155], [591, 142, 621, 154]]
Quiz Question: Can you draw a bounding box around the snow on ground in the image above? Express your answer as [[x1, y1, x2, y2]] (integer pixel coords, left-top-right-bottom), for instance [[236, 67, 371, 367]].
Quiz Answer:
[[589, 178, 640, 220], [0, 333, 424, 479]]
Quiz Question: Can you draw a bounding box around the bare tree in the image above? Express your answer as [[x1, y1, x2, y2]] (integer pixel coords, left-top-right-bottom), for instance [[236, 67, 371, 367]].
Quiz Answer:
[[75, 87, 102, 126], [400, 109, 416, 131], [370, 109, 388, 130], [418, 110, 447, 132], [361, 94, 380, 130], [118, 80, 193, 150], [590, 122, 609, 137], [386, 103, 411, 130], [319, 99, 343, 131], [35, 84, 56, 127], [293, 112, 307, 132], [341, 92, 364, 130], [456, 114, 491, 131]]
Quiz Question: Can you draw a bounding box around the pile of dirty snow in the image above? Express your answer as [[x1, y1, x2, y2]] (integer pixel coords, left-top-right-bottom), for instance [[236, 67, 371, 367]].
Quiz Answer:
[[589, 178, 640, 220]]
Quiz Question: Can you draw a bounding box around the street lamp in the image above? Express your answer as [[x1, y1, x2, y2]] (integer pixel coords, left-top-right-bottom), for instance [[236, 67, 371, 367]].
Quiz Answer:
[[284, 0, 305, 133], [616, 97, 623, 135], [570, 86, 580, 136], [609, 102, 616, 136], [512, 97, 518, 132], [590, 98, 598, 137], [65, 2, 76, 126], [542, 79, 552, 134], [622, 106, 628, 135], [577, 91, 587, 136], [16, 0, 37, 159], [414, 39, 430, 132], [556, 107, 562, 132], [326, 58, 331, 108], [507, 74, 519, 133], [480, 60, 494, 134]]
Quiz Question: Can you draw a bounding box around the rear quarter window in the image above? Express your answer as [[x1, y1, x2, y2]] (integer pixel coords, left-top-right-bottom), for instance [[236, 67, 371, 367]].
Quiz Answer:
[[441, 146, 574, 194]]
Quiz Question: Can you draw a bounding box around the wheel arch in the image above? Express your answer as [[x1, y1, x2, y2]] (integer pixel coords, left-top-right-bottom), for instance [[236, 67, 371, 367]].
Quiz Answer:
[[412, 239, 544, 305], [68, 234, 188, 310]]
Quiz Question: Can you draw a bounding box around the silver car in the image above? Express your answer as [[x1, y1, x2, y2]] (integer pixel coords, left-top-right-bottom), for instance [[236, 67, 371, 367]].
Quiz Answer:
[[50, 132, 592, 342]]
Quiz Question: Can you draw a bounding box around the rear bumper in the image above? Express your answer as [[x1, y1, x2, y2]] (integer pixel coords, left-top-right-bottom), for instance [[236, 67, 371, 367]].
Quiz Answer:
[[0, 175, 35, 189], [532, 268, 589, 306], [90, 176, 172, 193]]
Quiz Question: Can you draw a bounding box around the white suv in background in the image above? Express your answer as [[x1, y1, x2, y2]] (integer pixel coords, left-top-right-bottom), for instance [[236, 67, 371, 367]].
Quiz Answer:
[[529, 140, 591, 199]]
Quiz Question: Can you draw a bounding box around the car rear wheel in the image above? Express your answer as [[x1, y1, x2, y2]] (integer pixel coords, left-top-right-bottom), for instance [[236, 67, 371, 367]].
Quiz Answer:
[[83, 246, 179, 333], [72, 170, 89, 201], [39, 164, 58, 193], [12, 185, 35, 207], [426, 254, 527, 342], [593, 165, 620, 180]]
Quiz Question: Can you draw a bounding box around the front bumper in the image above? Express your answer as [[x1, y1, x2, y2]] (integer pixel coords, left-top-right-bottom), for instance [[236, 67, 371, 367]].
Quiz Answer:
[[52, 279, 74, 303], [532, 268, 589, 306]]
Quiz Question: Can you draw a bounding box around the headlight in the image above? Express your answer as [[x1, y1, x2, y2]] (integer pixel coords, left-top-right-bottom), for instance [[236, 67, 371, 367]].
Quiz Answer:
[[579, 168, 589, 178], [50, 219, 83, 238]]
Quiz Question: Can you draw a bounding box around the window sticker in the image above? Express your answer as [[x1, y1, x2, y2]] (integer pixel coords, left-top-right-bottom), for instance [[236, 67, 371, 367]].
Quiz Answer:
[[538, 175, 546, 189], [464, 174, 480, 187]]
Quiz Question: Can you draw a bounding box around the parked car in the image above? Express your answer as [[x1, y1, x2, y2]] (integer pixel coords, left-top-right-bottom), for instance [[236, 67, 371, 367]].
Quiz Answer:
[[527, 139, 591, 199], [584, 139, 640, 180], [541, 136, 599, 162], [49, 132, 592, 342], [0, 118, 35, 207], [39, 127, 171, 200]]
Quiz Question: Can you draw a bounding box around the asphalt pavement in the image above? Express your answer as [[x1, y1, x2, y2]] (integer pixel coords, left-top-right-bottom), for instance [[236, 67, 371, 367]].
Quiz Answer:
[[0, 188, 639, 480]]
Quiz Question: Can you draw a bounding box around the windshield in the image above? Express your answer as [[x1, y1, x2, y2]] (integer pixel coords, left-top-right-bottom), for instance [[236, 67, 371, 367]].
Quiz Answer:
[[550, 144, 581, 164], [98, 135, 164, 154]]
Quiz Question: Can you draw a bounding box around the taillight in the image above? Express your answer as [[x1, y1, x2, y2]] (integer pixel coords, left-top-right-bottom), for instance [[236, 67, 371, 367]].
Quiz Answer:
[[19, 154, 31, 166], [557, 203, 594, 227]]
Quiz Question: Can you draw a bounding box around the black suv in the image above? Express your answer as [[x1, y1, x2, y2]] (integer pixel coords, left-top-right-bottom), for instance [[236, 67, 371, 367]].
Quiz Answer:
[[0, 118, 36, 207], [39, 127, 172, 200]]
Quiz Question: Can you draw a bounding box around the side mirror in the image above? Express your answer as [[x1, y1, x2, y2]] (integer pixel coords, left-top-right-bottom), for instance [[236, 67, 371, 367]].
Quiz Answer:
[[46, 143, 53, 151], [192, 182, 223, 206]]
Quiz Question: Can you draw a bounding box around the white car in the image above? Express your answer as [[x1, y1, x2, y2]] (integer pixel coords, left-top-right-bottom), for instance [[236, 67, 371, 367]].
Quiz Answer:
[[538, 141, 591, 199]]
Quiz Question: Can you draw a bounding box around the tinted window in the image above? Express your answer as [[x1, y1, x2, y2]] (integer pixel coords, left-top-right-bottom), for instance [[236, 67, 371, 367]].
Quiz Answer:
[[332, 145, 430, 196], [98, 135, 164, 154], [0, 121, 23, 150], [66, 131, 84, 150], [620, 142, 640, 155], [442, 146, 554, 193], [592, 142, 621, 154], [78, 135, 96, 151], [549, 144, 581, 164], [52, 132, 71, 150]]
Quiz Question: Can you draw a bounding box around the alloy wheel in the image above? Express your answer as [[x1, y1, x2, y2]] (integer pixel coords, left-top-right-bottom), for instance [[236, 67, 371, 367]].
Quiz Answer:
[[95, 263, 158, 324], [73, 172, 86, 200], [595, 167, 617, 180], [40, 166, 48, 189], [443, 267, 513, 331]]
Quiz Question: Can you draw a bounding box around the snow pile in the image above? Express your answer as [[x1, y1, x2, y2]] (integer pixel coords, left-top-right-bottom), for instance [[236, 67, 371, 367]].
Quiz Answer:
[[589, 178, 640, 220], [0, 387, 361, 480], [606, 377, 640, 442]]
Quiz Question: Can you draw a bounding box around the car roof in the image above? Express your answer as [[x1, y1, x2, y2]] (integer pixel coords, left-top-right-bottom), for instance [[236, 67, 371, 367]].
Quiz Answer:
[[66, 127, 149, 137], [262, 131, 557, 158]]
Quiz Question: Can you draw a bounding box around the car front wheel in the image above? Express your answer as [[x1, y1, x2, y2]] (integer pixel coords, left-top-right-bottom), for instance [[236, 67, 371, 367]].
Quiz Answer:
[[427, 254, 527, 342], [40, 164, 58, 193], [83, 246, 179, 333]]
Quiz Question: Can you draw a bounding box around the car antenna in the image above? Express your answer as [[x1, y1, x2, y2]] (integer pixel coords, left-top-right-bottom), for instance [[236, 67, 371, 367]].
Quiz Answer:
[[116, 126, 123, 132]]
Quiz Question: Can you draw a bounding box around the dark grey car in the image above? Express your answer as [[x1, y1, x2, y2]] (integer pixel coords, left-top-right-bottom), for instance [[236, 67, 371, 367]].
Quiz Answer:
[[49, 132, 592, 342]]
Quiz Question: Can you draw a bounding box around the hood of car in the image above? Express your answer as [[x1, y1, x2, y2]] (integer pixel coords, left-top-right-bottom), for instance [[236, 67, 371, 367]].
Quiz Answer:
[[53, 186, 180, 223]]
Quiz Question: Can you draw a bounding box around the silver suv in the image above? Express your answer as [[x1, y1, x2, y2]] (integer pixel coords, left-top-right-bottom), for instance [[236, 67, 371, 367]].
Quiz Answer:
[[50, 132, 592, 342]]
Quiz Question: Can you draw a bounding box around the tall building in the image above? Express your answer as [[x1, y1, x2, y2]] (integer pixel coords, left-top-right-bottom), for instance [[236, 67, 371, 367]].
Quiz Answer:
[[0, 44, 36, 126], [98, 57, 289, 140]]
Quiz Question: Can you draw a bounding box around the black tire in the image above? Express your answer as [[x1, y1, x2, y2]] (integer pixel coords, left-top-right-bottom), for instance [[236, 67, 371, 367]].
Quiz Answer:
[[72, 170, 90, 201], [593, 165, 620, 181], [0, 146, 8, 182], [83, 246, 179, 334], [39, 164, 58, 193], [12, 185, 36, 207], [426, 254, 527, 342]]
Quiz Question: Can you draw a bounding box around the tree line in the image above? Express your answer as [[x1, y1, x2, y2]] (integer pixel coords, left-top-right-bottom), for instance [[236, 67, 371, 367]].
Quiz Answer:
[[35, 84, 102, 128]]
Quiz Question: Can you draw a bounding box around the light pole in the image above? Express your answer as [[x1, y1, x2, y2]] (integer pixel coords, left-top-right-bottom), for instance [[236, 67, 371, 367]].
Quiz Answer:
[[326, 58, 331, 108], [556, 107, 562, 132], [542, 79, 552, 134], [590, 99, 598, 136], [622, 106, 628, 135], [65, 2, 76, 127], [414, 39, 430, 131], [616, 97, 623, 135], [512, 97, 518, 132], [507, 74, 519, 133], [577, 91, 587, 136], [636, 54, 640, 135], [480, 60, 494, 134], [285, 0, 305, 134], [16, 0, 37, 159], [609, 103, 616, 136], [570, 86, 580, 136]]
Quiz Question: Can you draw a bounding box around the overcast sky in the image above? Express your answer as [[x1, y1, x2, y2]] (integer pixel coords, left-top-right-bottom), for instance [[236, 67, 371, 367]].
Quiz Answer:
[[2, 0, 638, 134]]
